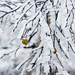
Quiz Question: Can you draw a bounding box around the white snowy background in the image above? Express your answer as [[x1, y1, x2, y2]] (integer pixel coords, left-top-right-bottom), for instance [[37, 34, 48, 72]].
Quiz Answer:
[[0, 0, 75, 75]]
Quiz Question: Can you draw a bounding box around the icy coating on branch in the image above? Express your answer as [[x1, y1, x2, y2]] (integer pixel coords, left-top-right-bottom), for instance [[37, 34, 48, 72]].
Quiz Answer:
[[0, 0, 75, 75]]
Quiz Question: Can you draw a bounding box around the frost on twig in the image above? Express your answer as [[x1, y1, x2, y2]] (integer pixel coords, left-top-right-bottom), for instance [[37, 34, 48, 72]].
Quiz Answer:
[[0, 0, 75, 75]]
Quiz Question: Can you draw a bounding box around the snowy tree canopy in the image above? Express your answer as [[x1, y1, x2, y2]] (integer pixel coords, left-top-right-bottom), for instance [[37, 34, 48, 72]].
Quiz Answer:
[[0, 0, 75, 75]]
